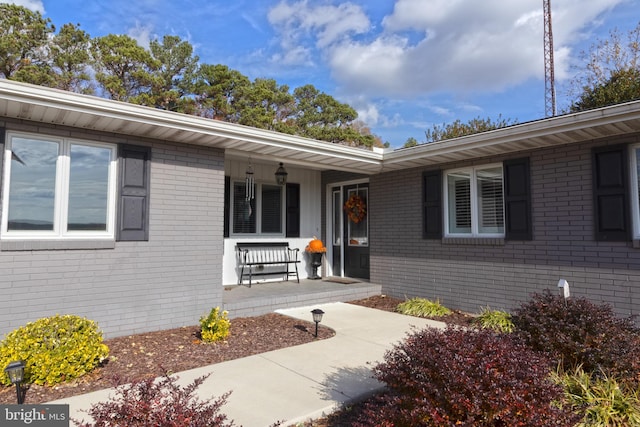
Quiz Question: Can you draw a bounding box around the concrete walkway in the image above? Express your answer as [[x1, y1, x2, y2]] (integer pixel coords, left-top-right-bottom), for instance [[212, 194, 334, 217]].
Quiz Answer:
[[51, 302, 445, 427]]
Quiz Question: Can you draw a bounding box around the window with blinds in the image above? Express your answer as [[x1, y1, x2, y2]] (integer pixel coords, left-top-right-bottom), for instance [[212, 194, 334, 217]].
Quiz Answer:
[[477, 167, 504, 234], [231, 181, 283, 235], [447, 172, 471, 234], [233, 182, 256, 234], [445, 165, 504, 236]]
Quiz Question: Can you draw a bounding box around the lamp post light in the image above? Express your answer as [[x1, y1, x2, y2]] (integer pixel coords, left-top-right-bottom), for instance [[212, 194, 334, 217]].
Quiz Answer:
[[4, 360, 25, 404], [311, 308, 325, 338]]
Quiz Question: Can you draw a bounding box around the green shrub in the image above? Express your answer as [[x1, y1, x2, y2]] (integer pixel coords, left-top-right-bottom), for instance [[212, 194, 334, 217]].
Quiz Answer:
[[473, 306, 514, 333], [396, 297, 452, 318], [0, 314, 109, 386], [360, 326, 578, 426], [199, 307, 231, 343], [553, 366, 640, 426], [512, 290, 640, 384]]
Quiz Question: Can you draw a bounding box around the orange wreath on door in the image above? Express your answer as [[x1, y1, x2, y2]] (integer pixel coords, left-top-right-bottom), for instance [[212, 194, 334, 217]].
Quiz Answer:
[[344, 194, 367, 223]]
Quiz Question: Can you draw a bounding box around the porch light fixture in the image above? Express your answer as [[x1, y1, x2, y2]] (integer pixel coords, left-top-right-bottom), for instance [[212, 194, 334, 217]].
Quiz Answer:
[[311, 308, 325, 337], [4, 360, 25, 404], [275, 162, 288, 185]]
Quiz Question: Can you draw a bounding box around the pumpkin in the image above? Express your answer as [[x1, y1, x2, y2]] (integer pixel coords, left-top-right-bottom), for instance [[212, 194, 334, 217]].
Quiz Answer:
[[308, 237, 325, 252]]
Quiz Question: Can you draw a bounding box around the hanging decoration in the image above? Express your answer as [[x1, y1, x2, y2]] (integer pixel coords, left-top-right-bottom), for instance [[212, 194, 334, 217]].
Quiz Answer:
[[344, 193, 367, 223], [245, 159, 254, 201]]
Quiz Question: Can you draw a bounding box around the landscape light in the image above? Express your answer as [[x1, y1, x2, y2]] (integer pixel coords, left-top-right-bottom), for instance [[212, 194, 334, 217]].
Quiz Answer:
[[311, 308, 325, 337], [4, 360, 25, 404]]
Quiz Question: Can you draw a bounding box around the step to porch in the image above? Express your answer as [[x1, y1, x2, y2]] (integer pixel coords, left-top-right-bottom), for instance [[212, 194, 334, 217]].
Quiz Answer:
[[222, 278, 382, 319]]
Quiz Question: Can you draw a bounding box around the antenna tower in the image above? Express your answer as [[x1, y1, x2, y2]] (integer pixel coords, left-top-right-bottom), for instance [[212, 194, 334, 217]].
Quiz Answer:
[[543, 0, 556, 116]]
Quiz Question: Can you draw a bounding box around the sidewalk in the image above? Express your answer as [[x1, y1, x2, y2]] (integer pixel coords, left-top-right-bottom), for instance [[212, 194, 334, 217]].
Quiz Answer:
[[51, 302, 445, 427]]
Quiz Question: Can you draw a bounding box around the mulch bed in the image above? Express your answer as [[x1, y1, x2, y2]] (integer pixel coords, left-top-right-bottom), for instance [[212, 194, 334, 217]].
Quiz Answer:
[[0, 313, 334, 405], [0, 295, 474, 407], [349, 295, 475, 327]]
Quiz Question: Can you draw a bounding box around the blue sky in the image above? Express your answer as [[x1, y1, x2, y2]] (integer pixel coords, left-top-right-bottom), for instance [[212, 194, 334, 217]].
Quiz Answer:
[[8, 0, 640, 147]]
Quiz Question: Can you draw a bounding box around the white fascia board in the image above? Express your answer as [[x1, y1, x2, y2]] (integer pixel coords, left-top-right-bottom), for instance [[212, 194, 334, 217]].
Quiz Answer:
[[383, 100, 640, 167], [3, 80, 640, 173], [0, 80, 382, 168]]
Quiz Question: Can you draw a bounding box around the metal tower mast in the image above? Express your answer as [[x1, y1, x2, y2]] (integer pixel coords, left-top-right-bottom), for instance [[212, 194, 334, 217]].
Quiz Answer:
[[543, 0, 557, 117]]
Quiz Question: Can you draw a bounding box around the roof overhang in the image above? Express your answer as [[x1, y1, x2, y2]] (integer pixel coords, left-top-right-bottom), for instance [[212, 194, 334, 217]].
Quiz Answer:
[[382, 100, 640, 171], [2, 79, 640, 174], [0, 80, 382, 174]]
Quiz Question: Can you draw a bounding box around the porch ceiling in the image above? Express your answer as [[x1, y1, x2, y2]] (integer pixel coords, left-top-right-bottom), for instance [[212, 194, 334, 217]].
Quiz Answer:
[[2, 80, 640, 174]]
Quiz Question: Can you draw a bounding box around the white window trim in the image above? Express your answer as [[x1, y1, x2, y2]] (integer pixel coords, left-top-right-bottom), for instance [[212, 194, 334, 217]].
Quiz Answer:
[[630, 144, 640, 239], [1, 131, 118, 240], [229, 179, 286, 237], [443, 163, 505, 238]]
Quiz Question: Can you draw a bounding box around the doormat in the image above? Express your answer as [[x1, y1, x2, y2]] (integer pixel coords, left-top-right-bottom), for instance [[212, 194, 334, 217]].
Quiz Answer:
[[323, 276, 360, 284]]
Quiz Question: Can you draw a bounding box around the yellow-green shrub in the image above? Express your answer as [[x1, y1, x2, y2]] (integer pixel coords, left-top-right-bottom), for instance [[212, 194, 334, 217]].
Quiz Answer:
[[553, 366, 640, 426], [473, 306, 515, 333], [0, 314, 109, 386], [396, 297, 452, 318], [199, 307, 230, 343]]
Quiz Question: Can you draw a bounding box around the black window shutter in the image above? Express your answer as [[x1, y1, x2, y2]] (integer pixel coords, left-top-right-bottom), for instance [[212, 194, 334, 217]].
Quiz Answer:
[[286, 183, 300, 237], [593, 145, 629, 241], [223, 176, 230, 238], [423, 170, 442, 239], [117, 144, 151, 241], [504, 157, 532, 241]]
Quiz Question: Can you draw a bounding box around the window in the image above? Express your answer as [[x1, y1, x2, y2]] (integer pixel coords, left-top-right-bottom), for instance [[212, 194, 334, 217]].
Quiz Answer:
[[231, 181, 284, 235], [444, 164, 504, 236], [2, 132, 117, 239]]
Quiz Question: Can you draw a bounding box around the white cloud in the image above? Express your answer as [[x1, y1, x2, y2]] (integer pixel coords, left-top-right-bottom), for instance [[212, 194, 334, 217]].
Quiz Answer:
[[242, 12, 264, 33], [4, 0, 45, 13], [332, 0, 546, 96], [271, 45, 314, 66], [428, 105, 452, 116], [267, 0, 628, 99], [267, 0, 371, 64], [354, 102, 380, 126], [126, 22, 154, 48], [329, 35, 409, 91]]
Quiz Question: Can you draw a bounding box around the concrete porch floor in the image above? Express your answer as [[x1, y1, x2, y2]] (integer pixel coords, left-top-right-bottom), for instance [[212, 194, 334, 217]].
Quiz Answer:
[[222, 278, 382, 318]]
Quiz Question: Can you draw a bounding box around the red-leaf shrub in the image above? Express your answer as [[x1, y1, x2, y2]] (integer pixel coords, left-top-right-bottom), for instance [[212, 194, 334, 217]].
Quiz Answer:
[[512, 290, 640, 383], [74, 373, 234, 427], [358, 326, 577, 426]]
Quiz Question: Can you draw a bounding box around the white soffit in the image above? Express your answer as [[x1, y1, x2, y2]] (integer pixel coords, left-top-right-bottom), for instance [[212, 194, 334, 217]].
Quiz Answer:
[[383, 101, 640, 171], [2, 79, 640, 175], [0, 80, 382, 174]]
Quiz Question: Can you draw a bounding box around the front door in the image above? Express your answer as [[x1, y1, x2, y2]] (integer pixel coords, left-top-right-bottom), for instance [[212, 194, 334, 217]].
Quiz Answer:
[[343, 184, 369, 279]]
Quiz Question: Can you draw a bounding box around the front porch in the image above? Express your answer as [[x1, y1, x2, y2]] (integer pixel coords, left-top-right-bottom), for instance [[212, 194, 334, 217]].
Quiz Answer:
[[222, 278, 382, 318]]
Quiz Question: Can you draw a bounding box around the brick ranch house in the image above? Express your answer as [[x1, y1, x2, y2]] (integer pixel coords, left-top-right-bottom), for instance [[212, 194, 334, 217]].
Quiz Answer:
[[1, 79, 640, 338]]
